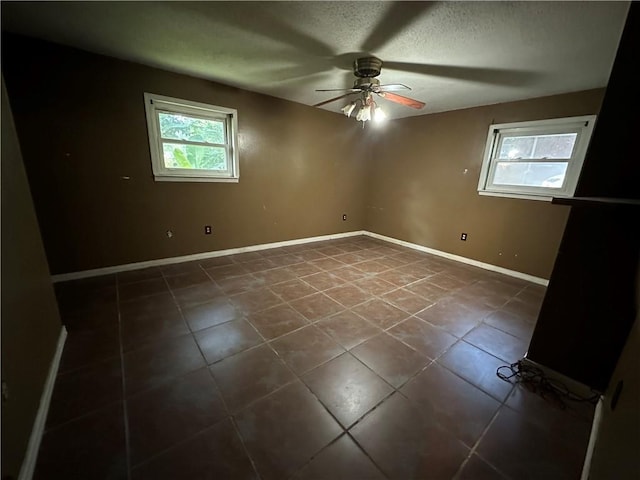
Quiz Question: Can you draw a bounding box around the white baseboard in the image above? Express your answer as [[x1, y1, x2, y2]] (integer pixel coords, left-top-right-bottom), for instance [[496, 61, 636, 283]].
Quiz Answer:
[[581, 396, 605, 480], [363, 231, 549, 286], [18, 326, 67, 480], [52, 231, 366, 282], [51, 229, 548, 286]]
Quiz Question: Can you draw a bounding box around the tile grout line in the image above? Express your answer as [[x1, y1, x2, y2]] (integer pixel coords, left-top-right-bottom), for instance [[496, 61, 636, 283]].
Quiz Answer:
[[115, 274, 133, 480]]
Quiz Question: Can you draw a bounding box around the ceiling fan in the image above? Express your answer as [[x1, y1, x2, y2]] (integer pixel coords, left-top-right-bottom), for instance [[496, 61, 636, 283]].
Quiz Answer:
[[313, 56, 425, 123]]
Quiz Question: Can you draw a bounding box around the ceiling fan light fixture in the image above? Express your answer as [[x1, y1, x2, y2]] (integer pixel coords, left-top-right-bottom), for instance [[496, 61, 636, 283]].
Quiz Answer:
[[355, 104, 371, 122], [373, 105, 387, 123], [341, 101, 357, 117]]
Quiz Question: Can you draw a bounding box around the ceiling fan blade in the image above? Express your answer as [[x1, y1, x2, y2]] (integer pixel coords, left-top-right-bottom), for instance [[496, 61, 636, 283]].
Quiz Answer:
[[377, 83, 412, 92], [315, 88, 360, 92], [384, 62, 542, 87], [377, 92, 425, 109], [313, 93, 358, 107], [360, 2, 435, 53]]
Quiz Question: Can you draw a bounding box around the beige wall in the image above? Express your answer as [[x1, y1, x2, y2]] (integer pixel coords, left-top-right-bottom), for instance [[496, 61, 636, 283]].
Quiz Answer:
[[365, 90, 605, 279], [1, 78, 63, 478], [2, 34, 369, 274]]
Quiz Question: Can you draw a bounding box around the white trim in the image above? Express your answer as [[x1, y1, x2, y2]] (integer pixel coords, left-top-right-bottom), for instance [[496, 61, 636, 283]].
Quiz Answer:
[[51, 230, 549, 285], [52, 231, 366, 282], [581, 396, 605, 480], [18, 326, 67, 480], [478, 115, 597, 200], [143, 92, 240, 182], [363, 231, 549, 286]]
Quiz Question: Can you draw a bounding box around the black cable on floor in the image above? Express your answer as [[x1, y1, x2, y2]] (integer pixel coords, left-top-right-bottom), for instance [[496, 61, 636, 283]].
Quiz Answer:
[[496, 360, 600, 410]]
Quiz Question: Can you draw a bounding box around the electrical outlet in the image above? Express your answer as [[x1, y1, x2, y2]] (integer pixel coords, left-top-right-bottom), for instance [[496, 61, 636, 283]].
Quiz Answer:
[[342, 214, 347, 221], [166, 230, 173, 238], [460, 232, 467, 241], [204, 225, 212, 235]]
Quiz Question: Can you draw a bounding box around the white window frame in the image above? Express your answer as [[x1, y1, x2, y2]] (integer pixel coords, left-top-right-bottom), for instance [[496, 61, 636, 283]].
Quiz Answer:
[[478, 115, 597, 201], [144, 92, 239, 182]]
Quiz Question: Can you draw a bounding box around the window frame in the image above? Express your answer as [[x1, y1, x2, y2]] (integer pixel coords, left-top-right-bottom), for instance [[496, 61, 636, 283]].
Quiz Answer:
[[144, 92, 239, 183], [477, 115, 597, 201]]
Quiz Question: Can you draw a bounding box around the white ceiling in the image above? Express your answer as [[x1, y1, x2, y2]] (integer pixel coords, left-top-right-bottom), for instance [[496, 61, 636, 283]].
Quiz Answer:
[[0, 1, 630, 119]]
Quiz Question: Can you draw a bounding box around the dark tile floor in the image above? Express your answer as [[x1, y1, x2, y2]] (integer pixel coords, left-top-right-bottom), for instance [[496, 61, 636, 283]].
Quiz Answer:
[[36, 235, 595, 479]]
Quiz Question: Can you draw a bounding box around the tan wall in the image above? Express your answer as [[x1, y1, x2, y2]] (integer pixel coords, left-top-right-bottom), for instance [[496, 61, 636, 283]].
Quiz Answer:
[[1, 78, 63, 478], [365, 89, 605, 279], [2, 34, 369, 274]]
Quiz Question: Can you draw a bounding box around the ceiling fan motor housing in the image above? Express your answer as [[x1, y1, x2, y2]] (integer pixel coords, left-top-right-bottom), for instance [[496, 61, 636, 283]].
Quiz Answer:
[[354, 56, 383, 78]]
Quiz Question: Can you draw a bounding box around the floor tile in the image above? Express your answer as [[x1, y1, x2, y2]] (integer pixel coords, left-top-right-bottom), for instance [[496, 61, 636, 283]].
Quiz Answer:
[[484, 309, 536, 341], [505, 383, 594, 448], [60, 308, 118, 333], [310, 257, 345, 271], [289, 293, 345, 321], [351, 393, 469, 480], [291, 434, 386, 480], [209, 345, 295, 412], [58, 324, 120, 373], [119, 277, 169, 302], [194, 319, 263, 364], [352, 299, 409, 329], [271, 325, 344, 374], [332, 265, 370, 282], [317, 310, 381, 350], [181, 297, 243, 332], [270, 278, 318, 302], [382, 287, 434, 314], [388, 316, 457, 359], [352, 276, 397, 296], [118, 266, 164, 285], [404, 279, 449, 301], [121, 309, 189, 352], [457, 454, 508, 479], [353, 260, 390, 274], [127, 368, 227, 465], [172, 282, 224, 308], [376, 268, 422, 287], [119, 292, 176, 317], [476, 406, 587, 480], [131, 418, 256, 480], [324, 284, 371, 308], [400, 362, 501, 447], [300, 271, 346, 291], [438, 341, 514, 401], [415, 301, 484, 338], [351, 333, 429, 387], [246, 304, 309, 340], [235, 381, 342, 480], [303, 353, 393, 428], [123, 334, 206, 395], [164, 269, 212, 290], [34, 402, 127, 480], [46, 356, 122, 429], [230, 287, 283, 314], [463, 323, 529, 363]]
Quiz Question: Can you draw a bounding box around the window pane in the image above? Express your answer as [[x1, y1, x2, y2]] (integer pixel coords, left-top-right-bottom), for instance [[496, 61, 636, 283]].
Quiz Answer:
[[492, 161, 568, 188], [158, 112, 225, 144], [498, 133, 577, 159], [162, 143, 227, 170]]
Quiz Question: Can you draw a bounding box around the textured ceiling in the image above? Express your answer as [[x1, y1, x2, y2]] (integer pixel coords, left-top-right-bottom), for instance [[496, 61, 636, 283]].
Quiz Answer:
[[0, 1, 630, 119]]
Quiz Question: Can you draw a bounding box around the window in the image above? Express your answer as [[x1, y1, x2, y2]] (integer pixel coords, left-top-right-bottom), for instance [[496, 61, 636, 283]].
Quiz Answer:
[[478, 115, 596, 200], [144, 93, 239, 182]]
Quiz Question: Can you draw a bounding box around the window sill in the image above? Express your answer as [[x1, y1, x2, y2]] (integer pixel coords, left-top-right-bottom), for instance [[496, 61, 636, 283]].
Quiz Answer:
[[478, 190, 554, 202], [154, 176, 239, 183]]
